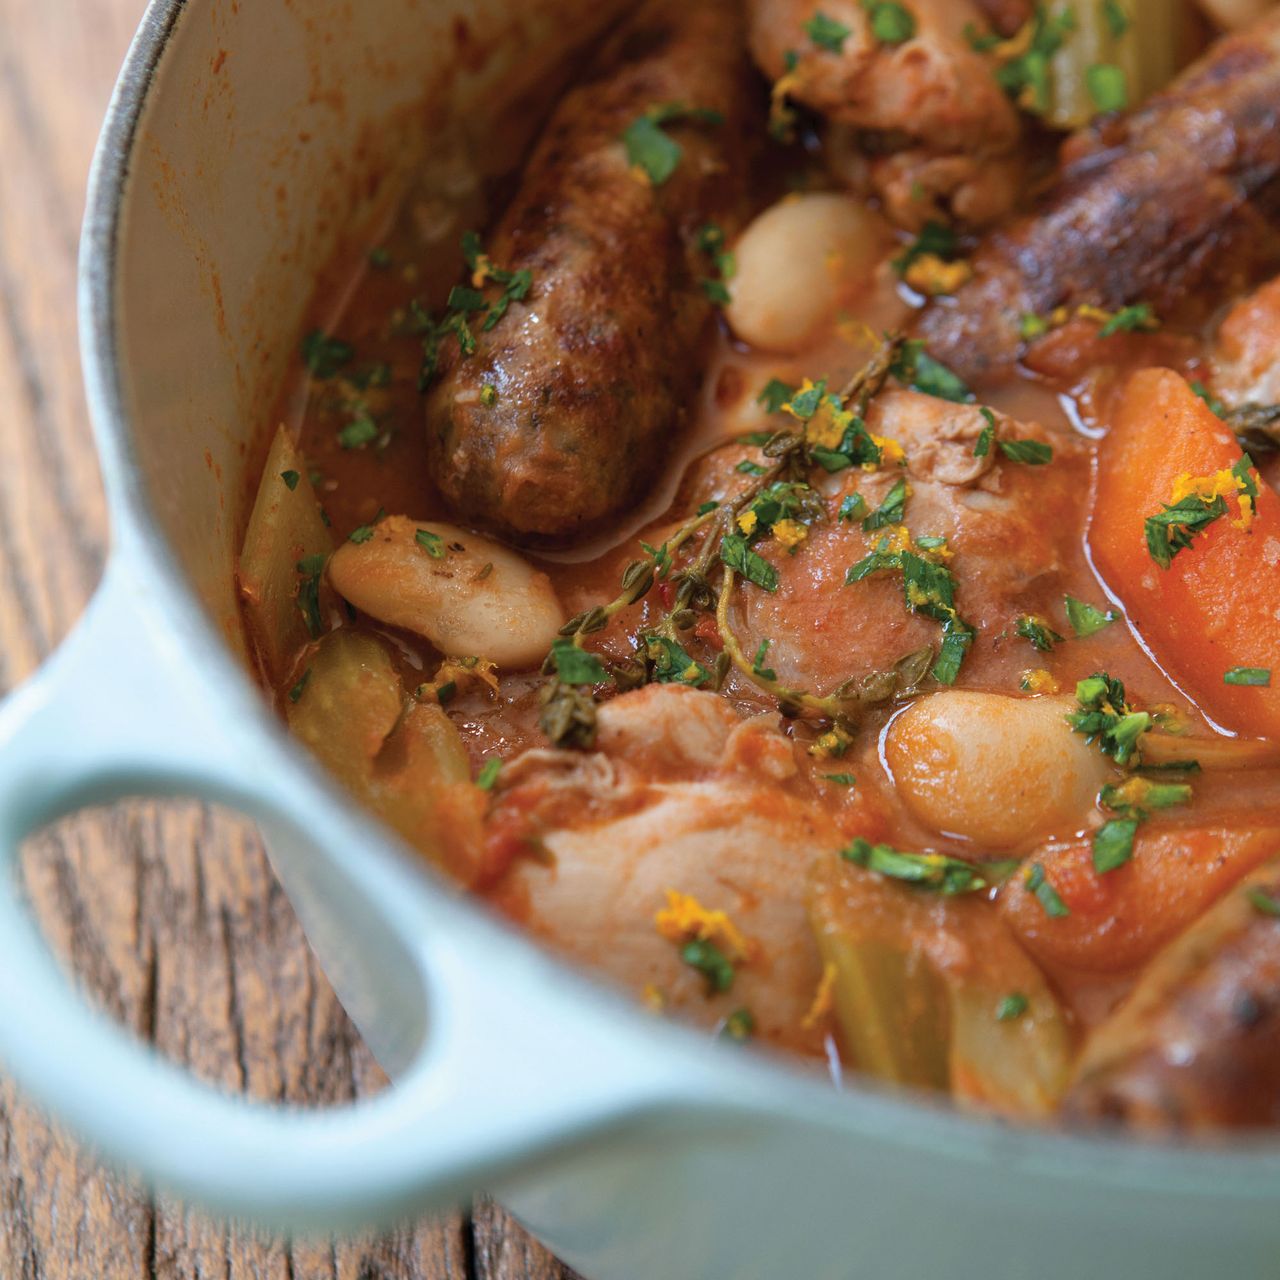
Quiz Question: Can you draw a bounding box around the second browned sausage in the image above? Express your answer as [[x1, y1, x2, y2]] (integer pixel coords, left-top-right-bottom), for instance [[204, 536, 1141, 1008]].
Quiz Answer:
[[425, 0, 756, 546]]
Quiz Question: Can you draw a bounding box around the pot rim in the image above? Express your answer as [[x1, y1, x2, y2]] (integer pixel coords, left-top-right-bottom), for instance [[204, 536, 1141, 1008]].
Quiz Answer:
[[74, 0, 1280, 1205]]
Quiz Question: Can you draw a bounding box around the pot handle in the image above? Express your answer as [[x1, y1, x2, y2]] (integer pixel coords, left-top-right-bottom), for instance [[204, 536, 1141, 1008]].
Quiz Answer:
[[0, 558, 707, 1230]]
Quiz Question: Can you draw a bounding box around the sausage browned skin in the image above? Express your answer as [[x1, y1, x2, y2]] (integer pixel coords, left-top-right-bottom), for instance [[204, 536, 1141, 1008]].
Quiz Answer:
[[425, 0, 755, 545], [1065, 863, 1280, 1131], [915, 12, 1280, 383]]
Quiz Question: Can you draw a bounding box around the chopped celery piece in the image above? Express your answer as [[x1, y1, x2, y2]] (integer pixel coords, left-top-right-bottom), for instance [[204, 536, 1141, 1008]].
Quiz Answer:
[[1039, 0, 1184, 130], [239, 424, 333, 684], [810, 858, 1074, 1116], [287, 630, 482, 882]]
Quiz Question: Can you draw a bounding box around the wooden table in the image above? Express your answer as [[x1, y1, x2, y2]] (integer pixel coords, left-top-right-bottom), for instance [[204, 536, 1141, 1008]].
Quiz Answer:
[[0, 3, 580, 1275]]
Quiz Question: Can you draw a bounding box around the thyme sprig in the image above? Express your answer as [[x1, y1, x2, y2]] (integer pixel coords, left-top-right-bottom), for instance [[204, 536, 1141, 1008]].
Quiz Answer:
[[537, 335, 931, 746]]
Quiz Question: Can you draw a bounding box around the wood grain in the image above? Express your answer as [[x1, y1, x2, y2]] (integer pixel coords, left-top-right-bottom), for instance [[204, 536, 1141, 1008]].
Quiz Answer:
[[0, 3, 581, 1276]]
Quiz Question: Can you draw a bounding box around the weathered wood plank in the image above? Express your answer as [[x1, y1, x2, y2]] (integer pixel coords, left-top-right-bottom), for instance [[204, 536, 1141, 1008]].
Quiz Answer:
[[0, 0, 581, 1275]]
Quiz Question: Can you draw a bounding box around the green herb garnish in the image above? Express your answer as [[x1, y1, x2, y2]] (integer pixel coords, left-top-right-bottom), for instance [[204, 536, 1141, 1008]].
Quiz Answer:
[[681, 938, 736, 994], [1092, 818, 1138, 874], [1247, 887, 1280, 918], [1086, 63, 1128, 113], [287, 668, 311, 704], [1015, 614, 1063, 653], [295, 554, 327, 639], [805, 11, 852, 51], [841, 837, 987, 895], [415, 528, 447, 558], [280, 469, 301, 491], [1224, 667, 1271, 687], [301, 330, 354, 379], [1099, 302, 1157, 337], [860, 0, 917, 45], [549, 637, 609, 686], [475, 758, 503, 790], [998, 438, 1053, 465], [862, 476, 909, 531], [622, 102, 724, 186], [1025, 862, 1070, 917], [1064, 594, 1117, 637], [996, 992, 1029, 1022], [1067, 672, 1150, 766]]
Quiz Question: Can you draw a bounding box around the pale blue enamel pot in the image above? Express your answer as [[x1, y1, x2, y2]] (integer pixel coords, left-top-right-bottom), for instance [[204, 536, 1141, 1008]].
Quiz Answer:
[[0, 1, 1275, 1275]]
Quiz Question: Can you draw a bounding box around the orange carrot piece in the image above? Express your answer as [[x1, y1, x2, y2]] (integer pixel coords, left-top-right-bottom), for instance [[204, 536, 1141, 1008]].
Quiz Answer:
[[1090, 368, 1280, 738], [1001, 817, 1280, 975]]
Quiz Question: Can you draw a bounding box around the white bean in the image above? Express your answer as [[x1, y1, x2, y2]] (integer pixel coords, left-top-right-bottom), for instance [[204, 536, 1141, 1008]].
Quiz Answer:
[[724, 193, 887, 354], [884, 691, 1112, 850], [327, 516, 565, 668]]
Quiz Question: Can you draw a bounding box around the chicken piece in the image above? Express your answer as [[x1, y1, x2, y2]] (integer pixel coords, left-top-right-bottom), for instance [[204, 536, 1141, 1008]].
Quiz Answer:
[[731, 389, 1088, 694], [425, 0, 756, 545], [1065, 861, 1280, 1130], [752, 0, 1023, 229], [485, 685, 855, 1054], [915, 14, 1280, 382], [749, 0, 1020, 152]]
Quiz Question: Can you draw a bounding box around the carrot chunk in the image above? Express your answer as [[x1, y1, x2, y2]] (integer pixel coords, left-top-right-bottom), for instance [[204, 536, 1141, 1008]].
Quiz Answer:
[[1001, 818, 1280, 974], [1090, 368, 1280, 738]]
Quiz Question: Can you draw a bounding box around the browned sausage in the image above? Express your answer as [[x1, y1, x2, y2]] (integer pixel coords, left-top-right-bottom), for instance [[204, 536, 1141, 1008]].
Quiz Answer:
[[915, 13, 1280, 383], [425, 0, 756, 545], [1065, 862, 1280, 1131]]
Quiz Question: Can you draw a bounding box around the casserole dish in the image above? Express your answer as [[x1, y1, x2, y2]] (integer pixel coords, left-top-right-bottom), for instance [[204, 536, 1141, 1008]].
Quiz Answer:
[[0, 0, 1274, 1274]]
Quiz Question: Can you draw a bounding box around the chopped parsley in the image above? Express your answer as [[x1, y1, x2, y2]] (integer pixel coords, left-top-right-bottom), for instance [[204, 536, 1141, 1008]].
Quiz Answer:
[[1087, 62, 1128, 113], [1247, 887, 1280, 919], [295, 554, 327, 639], [480, 382, 498, 407], [805, 11, 851, 52], [1141, 456, 1257, 569], [757, 378, 797, 413], [1025, 862, 1070, 917], [1225, 667, 1271, 687], [549, 638, 609, 686], [681, 938, 735, 994], [641, 634, 712, 687], [891, 339, 972, 403], [719, 1007, 755, 1041], [622, 102, 724, 186], [348, 522, 377, 544], [995, 992, 1029, 1022], [1191, 380, 1227, 417], [720, 533, 779, 592], [475, 758, 503, 790], [337, 413, 379, 450], [287, 668, 311, 704], [301, 329, 354, 379], [1064, 594, 1117, 637], [280, 469, 301, 491], [736, 459, 768, 476], [862, 476, 909, 531], [974, 411, 995, 458], [1067, 672, 1150, 766], [860, 0, 917, 45], [841, 837, 988, 895], [1098, 302, 1157, 337], [1101, 0, 1130, 36], [697, 222, 736, 305], [1015, 614, 1063, 653], [998, 438, 1053, 465], [1092, 818, 1138, 874], [824, 773, 856, 786], [1099, 778, 1192, 815], [751, 638, 777, 681], [994, 6, 1077, 116], [838, 492, 868, 523], [415, 528, 447, 558], [846, 543, 975, 684], [891, 220, 958, 278]]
